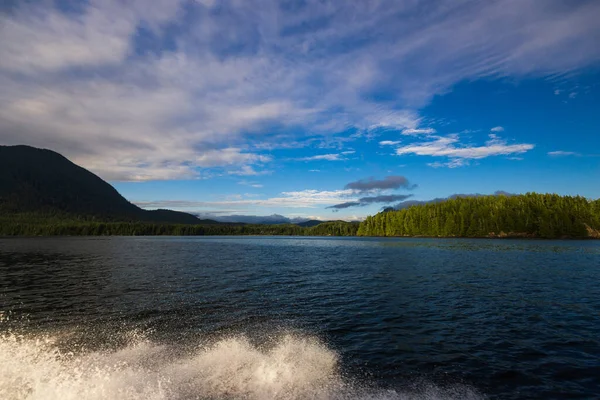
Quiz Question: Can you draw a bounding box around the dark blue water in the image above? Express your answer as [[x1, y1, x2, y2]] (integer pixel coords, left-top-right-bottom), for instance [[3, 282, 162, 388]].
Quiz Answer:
[[1, 237, 599, 399]]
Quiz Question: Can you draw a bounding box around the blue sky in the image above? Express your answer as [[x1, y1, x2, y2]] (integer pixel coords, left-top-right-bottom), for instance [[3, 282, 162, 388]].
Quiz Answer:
[[1, 0, 599, 221]]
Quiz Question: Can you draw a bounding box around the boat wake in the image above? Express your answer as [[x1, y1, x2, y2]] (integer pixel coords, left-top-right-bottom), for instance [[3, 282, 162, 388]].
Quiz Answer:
[[0, 331, 483, 400]]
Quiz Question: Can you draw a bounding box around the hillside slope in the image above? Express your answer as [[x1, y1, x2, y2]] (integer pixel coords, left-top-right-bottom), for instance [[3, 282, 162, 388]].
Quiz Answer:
[[0, 145, 204, 224]]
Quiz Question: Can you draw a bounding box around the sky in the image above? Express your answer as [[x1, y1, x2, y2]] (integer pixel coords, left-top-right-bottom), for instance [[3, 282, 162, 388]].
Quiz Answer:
[[1, 0, 599, 221]]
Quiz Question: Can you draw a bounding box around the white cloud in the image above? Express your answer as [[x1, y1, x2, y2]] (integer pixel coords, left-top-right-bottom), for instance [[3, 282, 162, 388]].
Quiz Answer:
[[427, 159, 469, 168], [490, 126, 505, 132], [379, 140, 402, 146], [395, 134, 534, 161], [548, 151, 579, 157], [297, 154, 344, 161], [238, 180, 264, 188], [341, 150, 356, 155], [135, 189, 357, 210], [228, 165, 271, 176], [309, 169, 321, 172], [196, 148, 271, 168], [401, 128, 437, 135]]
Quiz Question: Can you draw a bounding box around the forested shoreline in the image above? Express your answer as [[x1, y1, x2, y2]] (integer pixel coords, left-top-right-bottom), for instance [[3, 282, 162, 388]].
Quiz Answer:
[[358, 193, 600, 239], [1, 193, 600, 239], [0, 216, 360, 237]]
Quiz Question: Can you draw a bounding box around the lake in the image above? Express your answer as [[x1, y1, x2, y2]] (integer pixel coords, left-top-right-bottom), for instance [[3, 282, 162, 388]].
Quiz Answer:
[[1, 236, 599, 399]]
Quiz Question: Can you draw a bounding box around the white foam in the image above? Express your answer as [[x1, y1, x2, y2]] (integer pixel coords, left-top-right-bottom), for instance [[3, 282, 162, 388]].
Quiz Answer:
[[0, 332, 483, 400]]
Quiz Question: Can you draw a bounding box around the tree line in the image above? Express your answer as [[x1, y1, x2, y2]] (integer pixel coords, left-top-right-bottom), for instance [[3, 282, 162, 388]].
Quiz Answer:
[[0, 215, 360, 237], [357, 193, 600, 239], [2, 193, 600, 238]]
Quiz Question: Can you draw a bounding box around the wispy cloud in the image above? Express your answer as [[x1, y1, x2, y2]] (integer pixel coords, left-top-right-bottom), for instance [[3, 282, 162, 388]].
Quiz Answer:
[[395, 134, 534, 165], [327, 194, 414, 210], [296, 153, 345, 161], [401, 128, 437, 136], [1, 0, 599, 180], [490, 126, 505, 132], [427, 159, 469, 168], [135, 189, 357, 210], [548, 150, 579, 157], [379, 140, 402, 146], [228, 165, 272, 176], [197, 149, 271, 168], [238, 180, 264, 188]]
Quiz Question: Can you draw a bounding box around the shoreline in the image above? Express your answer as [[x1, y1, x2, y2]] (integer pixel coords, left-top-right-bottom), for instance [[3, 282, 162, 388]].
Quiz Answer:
[[1, 233, 598, 240]]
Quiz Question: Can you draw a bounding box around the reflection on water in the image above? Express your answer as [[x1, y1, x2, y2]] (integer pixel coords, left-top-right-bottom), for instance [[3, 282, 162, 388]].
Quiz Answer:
[[1, 237, 599, 399]]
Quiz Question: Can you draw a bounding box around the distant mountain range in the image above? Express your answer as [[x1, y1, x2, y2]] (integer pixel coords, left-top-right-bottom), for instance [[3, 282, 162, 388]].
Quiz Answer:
[[195, 213, 329, 226], [0, 145, 215, 224]]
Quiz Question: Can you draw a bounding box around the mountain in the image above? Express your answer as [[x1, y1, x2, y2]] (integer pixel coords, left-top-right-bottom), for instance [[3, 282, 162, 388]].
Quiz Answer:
[[0, 145, 210, 224], [197, 213, 304, 225], [205, 214, 294, 224], [194, 213, 336, 226]]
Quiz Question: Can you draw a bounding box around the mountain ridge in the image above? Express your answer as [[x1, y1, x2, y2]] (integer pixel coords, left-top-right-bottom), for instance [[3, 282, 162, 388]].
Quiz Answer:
[[0, 145, 212, 224]]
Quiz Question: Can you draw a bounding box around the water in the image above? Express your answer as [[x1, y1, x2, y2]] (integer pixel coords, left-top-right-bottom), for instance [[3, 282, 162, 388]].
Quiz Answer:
[[1, 237, 599, 399]]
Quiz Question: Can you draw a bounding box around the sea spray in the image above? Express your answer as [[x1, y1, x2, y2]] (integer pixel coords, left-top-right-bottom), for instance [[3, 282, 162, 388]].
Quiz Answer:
[[0, 331, 483, 400]]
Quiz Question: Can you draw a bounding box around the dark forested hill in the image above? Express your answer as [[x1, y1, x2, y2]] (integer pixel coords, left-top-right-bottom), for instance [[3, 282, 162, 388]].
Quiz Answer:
[[0, 145, 203, 224], [358, 193, 600, 239]]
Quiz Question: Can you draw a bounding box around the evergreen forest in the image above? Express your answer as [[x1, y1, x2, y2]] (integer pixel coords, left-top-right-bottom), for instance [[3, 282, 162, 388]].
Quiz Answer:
[[358, 193, 600, 239]]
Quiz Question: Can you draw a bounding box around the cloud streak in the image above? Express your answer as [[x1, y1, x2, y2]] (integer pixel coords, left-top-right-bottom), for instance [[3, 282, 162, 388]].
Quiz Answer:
[[296, 154, 345, 161], [326, 202, 362, 210], [402, 128, 437, 135], [379, 140, 401, 146], [327, 194, 414, 210], [548, 151, 579, 157], [135, 189, 357, 211], [395, 134, 534, 165]]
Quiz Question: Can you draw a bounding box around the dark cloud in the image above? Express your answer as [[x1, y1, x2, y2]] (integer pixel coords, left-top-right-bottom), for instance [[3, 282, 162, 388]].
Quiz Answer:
[[328, 176, 416, 211], [328, 194, 413, 210], [327, 201, 362, 210], [390, 191, 514, 210], [344, 176, 415, 192]]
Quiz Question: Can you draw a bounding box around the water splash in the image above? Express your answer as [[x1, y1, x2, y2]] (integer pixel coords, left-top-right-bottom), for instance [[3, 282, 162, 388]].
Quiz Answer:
[[0, 332, 483, 400]]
